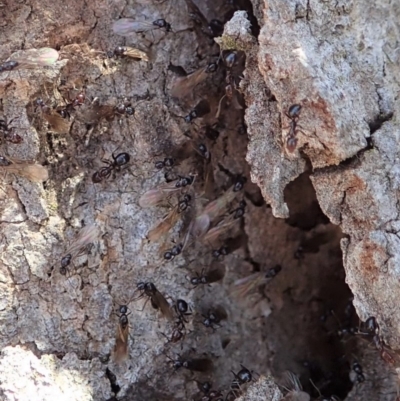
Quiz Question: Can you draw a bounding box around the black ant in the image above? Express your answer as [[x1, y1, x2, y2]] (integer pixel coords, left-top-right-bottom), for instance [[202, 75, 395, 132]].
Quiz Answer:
[[154, 157, 175, 170], [135, 281, 173, 320], [163, 242, 184, 260], [211, 246, 229, 259], [113, 301, 131, 362], [166, 354, 213, 373], [153, 156, 176, 182], [184, 100, 210, 123], [201, 306, 227, 331], [0, 118, 23, 144], [174, 299, 191, 323], [92, 152, 130, 183], [160, 319, 186, 345], [0, 60, 19, 73], [231, 200, 246, 219], [58, 92, 86, 119], [284, 104, 302, 153], [188, 264, 225, 287], [226, 364, 254, 399], [197, 381, 223, 401], [114, 101, 135, 117]]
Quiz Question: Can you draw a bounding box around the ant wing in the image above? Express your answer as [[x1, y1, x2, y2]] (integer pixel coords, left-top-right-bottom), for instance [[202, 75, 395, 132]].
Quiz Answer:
[[10, 47, 59, 68], [113, 19, 156, 36], [153, 290, 174, 321], [206, 262, 226, 283]]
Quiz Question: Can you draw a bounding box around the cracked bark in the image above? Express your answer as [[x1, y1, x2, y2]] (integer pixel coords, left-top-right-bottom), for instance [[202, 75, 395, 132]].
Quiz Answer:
[[1, 0, 400, 400]]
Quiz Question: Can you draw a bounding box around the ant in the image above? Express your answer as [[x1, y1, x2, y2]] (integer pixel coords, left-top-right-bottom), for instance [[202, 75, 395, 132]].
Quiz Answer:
[[166, 354, 213, 373], [58, 92, 86, 119], [92, 152, 130, 183], [184, 100, 210, 123], [211, 246, 229, 259], [154, 157, 175, 171], [160, 300, 191, 346], [231, 200, 246, 219], [201, 306, 227, 331], [351, 361, 365, 383], [174, 175, 194, 188], [157, 157, 177, 182], [163, 242, 184, 261], [197, 381, 224, 401], [226, 364, 254, 399], [160, 319, 186, 345], [284, 104, 302, 153], [361, 316, 396, 366], [0, 118, 23, 144], [113, 301, 131, 362], [135, 281, 173, 320], [174, 299, 191, 324], [0, 60, 19, 73], [114, 101, 135, 117], [188, 264, 225, 287], [60, 253, 72, 275]]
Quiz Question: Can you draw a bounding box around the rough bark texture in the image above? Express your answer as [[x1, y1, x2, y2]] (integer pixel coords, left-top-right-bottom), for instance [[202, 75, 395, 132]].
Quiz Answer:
[[1, 0, 400, 400], [244, 0, 400, 360]]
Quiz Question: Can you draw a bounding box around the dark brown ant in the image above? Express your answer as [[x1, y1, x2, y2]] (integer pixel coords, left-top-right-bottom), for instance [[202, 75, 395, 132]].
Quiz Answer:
[[92, 152, 130, 183], [0, 60, 19, 73], [201, 306, 227, 331], [166, 354, 213, 373], [135, 281, 173, 320], [0, 118, 23, 144], [57, 92, 86, 119], [184, 99, 210, 123], [284, 104, 302, 153]]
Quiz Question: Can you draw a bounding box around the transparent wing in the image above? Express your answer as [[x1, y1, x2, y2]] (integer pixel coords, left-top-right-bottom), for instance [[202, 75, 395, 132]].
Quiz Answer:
[[3, 163, 49, 182], [10, 48, 59, 67], [113, 19, 156, 36]]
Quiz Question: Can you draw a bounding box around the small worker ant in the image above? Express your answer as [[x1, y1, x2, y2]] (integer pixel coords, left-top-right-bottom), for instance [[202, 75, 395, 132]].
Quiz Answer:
[[284, 104, 303, 153], [92, 152, 130, 183]]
